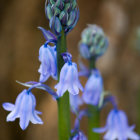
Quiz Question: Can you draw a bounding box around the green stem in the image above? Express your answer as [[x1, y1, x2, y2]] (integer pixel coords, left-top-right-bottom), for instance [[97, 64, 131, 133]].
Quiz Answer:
[[56, 30, 71, 140], [137, 86, 140, 134], [88, 57, 100, 140], [88, 105, 100, 140]]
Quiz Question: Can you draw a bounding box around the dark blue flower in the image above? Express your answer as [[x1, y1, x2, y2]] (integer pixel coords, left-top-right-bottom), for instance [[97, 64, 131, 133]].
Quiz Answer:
[[55, 62, 83, 97], [82, 69, 103, 106], [38, 43, 57, 82], [2, 89, 43, 130], [93, 109, 139, 140]]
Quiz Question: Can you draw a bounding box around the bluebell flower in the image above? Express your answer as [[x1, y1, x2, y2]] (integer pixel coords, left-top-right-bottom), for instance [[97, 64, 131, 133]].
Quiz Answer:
[[93, 109, 139, 140], [38, 43, 57, 82], [82, 69, 103, 106], [70, 94, 83, 113], [55, 62, 83, 97], [2, 89, 43, 130], [71, 131, 87, 140]]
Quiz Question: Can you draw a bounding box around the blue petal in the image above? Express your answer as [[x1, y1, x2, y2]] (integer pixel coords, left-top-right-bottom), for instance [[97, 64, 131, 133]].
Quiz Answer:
[[6, 90, 25, 122], [127, 131, 140, 140], [93, 126, 107, 133], [104, 130, 117, 140], [35, 110, 42, 115], [2, 103, 14, 111], [38, 26, 56, 41], [30, 93, 43, 124], [19, 91, 31, 130]]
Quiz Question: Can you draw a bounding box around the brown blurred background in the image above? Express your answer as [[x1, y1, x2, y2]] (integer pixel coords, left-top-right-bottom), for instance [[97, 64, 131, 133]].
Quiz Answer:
[[0, 0, 140, 139]]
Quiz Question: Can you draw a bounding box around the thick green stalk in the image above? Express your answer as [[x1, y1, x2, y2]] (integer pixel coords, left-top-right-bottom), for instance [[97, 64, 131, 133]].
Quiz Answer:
[[88, 57, 100, 140], [56, 30, 71, 140], [88, 105, 100, 140]]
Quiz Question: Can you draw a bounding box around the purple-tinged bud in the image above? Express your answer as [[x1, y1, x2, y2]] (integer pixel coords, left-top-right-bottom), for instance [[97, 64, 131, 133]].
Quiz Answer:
[[45, 0, 79, 36]]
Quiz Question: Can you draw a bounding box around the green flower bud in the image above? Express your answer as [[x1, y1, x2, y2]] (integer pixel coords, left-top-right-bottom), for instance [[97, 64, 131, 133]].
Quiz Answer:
[[79, 25, 109, 59], [45, 0, 79, 36]]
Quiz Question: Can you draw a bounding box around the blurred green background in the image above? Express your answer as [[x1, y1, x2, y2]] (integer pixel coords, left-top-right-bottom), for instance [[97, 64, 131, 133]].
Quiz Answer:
[[0, 0, 140, 139]]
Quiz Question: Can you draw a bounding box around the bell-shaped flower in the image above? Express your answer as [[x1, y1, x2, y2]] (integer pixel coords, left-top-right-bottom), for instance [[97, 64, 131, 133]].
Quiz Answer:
[[82, 69, 103, 106], [93, 109, 139, 140], [2, 89, 43, 130], [70, 94, 83, 113], [38, 43, 57, 82], [55, 62, 83, 97], [71, 131, 87, 140]]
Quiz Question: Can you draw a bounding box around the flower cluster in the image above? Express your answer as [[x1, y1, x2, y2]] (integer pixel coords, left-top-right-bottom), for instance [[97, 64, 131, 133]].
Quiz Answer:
[[79, 25, 109, 59], [45, 0, 79, 35], [2, 0, 82, 129]]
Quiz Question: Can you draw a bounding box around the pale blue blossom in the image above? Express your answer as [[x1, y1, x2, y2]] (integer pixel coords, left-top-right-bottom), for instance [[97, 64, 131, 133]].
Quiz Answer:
[[55, 62, 83, 97], [82, 69, 103, 106], [93, 109, 139, 140], [38, 43, 57, 82], [2, 89, 43, 130]]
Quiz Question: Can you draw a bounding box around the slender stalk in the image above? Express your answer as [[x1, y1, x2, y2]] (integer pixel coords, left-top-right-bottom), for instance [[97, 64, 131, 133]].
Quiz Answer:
[[137, 86, 140, 134], [56, 30, 71, 140], [88, 57, 100, 140]]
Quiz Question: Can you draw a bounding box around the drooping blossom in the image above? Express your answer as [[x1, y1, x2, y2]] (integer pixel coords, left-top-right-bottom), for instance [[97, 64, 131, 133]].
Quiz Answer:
[[38, 42, 57, 82], [2, 89, 43, 130], [93, 109, 139, 140], [55, 61, 83, 97], [82, 69, 103, 106]]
